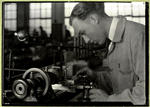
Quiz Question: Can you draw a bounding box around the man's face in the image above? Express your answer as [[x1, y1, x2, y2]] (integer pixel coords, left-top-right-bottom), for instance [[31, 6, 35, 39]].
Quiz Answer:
[[72, 17, 107, 45]]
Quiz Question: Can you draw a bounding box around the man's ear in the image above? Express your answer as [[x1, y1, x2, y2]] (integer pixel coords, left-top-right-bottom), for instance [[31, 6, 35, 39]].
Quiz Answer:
[[90, 14, 99, 24]]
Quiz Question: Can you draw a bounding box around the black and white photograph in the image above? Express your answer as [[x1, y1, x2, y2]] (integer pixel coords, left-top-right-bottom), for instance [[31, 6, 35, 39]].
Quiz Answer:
[[2, 2, 148, 106]]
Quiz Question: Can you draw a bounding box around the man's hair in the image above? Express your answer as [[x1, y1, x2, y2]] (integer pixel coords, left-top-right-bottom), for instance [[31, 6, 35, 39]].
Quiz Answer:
[[69, 2, 104, 26]]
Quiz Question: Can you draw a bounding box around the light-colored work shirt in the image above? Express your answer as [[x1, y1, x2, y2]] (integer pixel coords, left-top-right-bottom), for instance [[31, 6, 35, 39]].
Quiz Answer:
[[105, 16, 145, 105]]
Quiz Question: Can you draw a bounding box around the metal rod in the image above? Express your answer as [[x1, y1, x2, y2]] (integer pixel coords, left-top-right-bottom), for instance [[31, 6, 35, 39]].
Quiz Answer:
[[77, 37, 79, 60], [80, 36, 83, 59], [79, 36, 81, 59], [89, 42, 91, 57], [83, 38, 86, 59], [86, 43, 88, 59], [8, 50, 12, 83], [76, 37, 78, 60], [5, 68, 26, 72], [11, 74, 23, 78], [74, 36, 76, 59], [87, 43, 90, 58]]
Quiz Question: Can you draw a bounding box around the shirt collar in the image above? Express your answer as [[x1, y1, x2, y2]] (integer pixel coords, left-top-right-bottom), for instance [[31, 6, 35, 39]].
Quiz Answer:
[[108, 17, 119, 41], [108, 16, 126, 42]]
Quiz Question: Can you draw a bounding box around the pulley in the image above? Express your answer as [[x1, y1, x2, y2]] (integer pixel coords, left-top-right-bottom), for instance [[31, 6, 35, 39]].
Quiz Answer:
[[12, 79, 30, 100]]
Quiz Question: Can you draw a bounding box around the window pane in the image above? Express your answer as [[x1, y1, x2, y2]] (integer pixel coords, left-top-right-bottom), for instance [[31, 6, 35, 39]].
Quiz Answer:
[[11, 20, 16, 31], [35, 3, 40, 10], [112, 7, 118, 16], [105, 7, 112, 16], [46, 28, 51, 36], [5, 20, 8, 28], [29, 3, 52, 36], [65, 3, 78, 17], [6, 11, 11, 19], [41, 3, 47, 9], [30, 3, 35, 10], [41, 20, 46, 27], [65, 3, 70, 8], [30, 10, 35, 18], [104, 3, 112, 15], [139, 3, 145, 16], [46, 10, 51, 17], [29, 19, 35, 27], [112, 3, 118, 16], [6, 20, 12, 30], [139, 17, 145, 25], [46, 3, 51, 9], [11, 3, 17, 10], [139, 6, 145, 16], [118, 3, 125, 15], [11, 11, 16, 19], [35, 19, 40, 28], [41, 10, 46, 18], [104, 2, 145, 26], [46, 20, 51, 28], [132, 7, 139, 16], [5, 4, 7, 11], [41, 3, 51, 9], [35, 10, 40, 18], [105, 3, 118, 16], [4, 3, 17, 31], [5, 3, 12, 10], [5, 11, 7, 19], [124, 3, 131, 15], [132, 17, 140, 23], [132, 2, 140, 16], [65, 9, 71, 17]]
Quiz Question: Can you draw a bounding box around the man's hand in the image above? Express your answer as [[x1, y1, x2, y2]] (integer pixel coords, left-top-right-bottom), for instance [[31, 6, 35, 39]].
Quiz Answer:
[[89, 89, 109, 101], [75, 67, 96, 81]]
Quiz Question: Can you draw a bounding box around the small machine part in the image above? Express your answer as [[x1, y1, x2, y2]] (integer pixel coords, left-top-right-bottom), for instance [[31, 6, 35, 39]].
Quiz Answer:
[[75, 75, 93, 102], [12, 67, 61, 102], [82, 82, 93, 102]]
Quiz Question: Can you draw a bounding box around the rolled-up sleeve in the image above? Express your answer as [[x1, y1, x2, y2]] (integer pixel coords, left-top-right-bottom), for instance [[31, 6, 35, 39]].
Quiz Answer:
[[107, 33, 146, 105]]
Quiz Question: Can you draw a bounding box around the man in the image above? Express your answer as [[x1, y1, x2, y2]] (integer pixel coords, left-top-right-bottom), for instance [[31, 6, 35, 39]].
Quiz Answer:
[[39, 26, 48, 43], [69, 3, 145, 104]]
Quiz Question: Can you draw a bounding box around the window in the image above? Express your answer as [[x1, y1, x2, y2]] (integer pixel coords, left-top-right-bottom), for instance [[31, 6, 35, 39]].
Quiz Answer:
[[64, 2, 145, 36], [4, 3, 17, 31], [105, 2, 145, 25], [65, 2, 78, 36], [29, 3, 52, 37]]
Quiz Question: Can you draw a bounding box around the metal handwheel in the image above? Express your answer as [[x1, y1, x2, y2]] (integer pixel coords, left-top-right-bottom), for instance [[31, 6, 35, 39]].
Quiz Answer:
[[22, 68, 50, 97]]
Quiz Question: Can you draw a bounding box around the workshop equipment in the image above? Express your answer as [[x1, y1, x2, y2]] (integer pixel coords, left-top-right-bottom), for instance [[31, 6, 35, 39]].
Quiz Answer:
[[12, 67, 60, 102]]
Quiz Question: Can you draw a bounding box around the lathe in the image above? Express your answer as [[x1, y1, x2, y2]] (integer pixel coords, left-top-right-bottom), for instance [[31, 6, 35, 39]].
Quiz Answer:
[[3, 26, 105, 105], [3, 65, 93, 105]]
